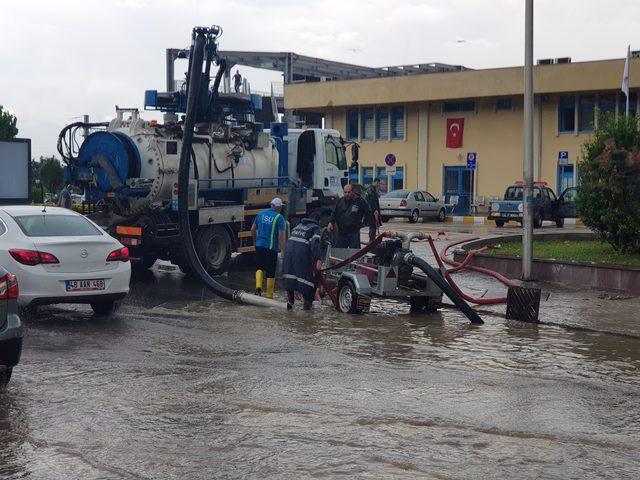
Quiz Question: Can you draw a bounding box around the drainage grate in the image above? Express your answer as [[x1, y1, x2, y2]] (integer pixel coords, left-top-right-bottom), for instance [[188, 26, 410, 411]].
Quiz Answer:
[[506, 286, 542, 323]]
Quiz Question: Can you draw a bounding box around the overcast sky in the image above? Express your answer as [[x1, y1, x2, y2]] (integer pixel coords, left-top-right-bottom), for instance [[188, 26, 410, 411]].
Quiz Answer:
[[1, 0, 638, 159]]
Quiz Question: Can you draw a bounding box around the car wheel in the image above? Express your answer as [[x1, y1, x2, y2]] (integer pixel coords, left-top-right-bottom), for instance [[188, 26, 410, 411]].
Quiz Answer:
[[381, 216, 390, 223], [0, 368, 12, 390], [555, 217, 565, 228], [195, 225, 232, 276], [533, 214, 543, 229], [495, 220, 505, 228], [91, 300, 120, 316], [437, 208, 446, 222], [409, 209, 420, 224], [337, 279, 362, 314]]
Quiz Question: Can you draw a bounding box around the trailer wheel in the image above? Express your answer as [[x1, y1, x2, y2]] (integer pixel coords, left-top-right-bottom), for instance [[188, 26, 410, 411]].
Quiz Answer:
[[337, 279, 362, 314], [195, 225, 232, 276]]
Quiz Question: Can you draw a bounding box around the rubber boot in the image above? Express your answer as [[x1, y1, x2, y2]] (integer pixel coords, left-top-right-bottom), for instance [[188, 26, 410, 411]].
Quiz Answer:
[[266, 277, 276, 299], [255, 270, 264, 296], [303, 297, 313, 310], [287, 290, 295, 310]]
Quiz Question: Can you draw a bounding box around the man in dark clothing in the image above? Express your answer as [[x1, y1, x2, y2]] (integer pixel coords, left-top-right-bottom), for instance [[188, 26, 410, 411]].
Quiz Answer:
[[233, 70, 242, 93], [57, 184, 73, 209], [283, 218, 327, 310], [327, 183, 370, 249], [364, 178, 381, 242]]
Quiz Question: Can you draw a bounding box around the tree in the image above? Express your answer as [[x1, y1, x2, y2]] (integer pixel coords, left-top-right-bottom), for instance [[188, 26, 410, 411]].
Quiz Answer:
[[38, 156, 64, 195], [577, 113, 640, 253], [0, 105, 18, 139]]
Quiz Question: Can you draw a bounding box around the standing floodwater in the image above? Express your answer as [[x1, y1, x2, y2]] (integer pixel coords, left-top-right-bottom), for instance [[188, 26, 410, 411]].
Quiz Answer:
[[1, 265, 640, 479]]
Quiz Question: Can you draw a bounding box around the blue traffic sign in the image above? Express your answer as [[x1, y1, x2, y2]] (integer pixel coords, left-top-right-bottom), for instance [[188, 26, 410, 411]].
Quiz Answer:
[[558, 151, 569, 165], [466, 152, 477, 170]]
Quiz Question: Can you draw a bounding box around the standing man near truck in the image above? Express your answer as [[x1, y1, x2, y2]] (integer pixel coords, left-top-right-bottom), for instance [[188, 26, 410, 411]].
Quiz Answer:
[[327, 183, 370, 248], [364, 178, 381, 243], [251, 197, 286, 298]]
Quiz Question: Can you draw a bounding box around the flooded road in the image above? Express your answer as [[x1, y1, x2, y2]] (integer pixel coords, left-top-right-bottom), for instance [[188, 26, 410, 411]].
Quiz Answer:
[[2, 256, 640, 478]]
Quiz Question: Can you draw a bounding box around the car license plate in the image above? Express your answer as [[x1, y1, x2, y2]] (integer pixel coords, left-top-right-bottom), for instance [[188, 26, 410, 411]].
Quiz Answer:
[[65, 279, 105, 292]]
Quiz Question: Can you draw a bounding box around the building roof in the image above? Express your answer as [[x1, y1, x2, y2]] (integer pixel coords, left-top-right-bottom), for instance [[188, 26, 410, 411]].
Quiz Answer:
[[284, 58, 640, 109]]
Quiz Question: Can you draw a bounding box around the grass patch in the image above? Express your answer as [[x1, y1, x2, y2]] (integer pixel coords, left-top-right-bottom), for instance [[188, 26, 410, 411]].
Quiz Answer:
[[485, 240, 640, 268]]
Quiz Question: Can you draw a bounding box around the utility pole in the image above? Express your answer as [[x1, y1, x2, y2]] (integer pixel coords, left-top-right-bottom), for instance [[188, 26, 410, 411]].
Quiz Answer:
[[522, 0, 534, 280]]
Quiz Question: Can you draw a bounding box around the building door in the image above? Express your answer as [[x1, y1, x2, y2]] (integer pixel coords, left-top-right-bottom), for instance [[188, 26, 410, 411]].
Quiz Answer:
[[443, 166, 474, 215], [557, 164, 574, 194]]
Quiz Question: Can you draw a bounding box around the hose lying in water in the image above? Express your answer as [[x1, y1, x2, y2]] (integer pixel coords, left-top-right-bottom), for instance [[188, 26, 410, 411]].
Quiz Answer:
[[403, 252, 484, 325], [177, 28, 286, 310]]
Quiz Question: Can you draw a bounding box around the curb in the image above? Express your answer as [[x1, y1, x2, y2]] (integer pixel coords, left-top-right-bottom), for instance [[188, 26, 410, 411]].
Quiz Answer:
[[445, 215, 583, 226]]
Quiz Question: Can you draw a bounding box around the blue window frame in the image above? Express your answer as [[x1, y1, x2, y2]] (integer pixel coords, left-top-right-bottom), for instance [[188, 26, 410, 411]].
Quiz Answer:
[[558, 96, 576, 133], [496, 98, 512, 110], [361, 108, 374, 140], [443, 100, 475, 113], [361, 166, 373, 187], [376, 108, 389, 140], [347, 109, 359, 140], [619, 91, 638, 116], [578, 95, 595, 132], [391, 166, 404, 190], [391, 106, 405, 140], [598, 93, 616, 121]]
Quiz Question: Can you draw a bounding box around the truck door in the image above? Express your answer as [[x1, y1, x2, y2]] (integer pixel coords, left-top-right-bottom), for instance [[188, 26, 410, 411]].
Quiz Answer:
[[320, 134, 348, 197]]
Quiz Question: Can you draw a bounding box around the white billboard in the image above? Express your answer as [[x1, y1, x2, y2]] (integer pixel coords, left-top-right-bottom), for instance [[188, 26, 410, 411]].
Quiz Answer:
[[0, 139, 31, 204]]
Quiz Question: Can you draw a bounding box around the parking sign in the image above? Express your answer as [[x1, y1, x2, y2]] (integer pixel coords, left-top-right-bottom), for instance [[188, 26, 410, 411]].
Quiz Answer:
[[466, 152, 477, 170], [558, 151, 569, 165]]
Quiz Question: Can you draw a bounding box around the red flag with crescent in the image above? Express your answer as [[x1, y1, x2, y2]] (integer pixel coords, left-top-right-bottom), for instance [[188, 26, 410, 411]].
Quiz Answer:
[[446, 118, 464, 148]]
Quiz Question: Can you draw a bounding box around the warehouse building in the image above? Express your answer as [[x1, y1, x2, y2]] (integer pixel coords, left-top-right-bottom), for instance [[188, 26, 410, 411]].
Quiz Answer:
[[284, 56, 640, 214]]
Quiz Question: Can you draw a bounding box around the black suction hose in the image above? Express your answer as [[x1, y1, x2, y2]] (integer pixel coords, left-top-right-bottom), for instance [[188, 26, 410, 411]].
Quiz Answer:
[[404, 253, 484, 325], [177, 28, 285, 309], [177, 30, 235, 301]]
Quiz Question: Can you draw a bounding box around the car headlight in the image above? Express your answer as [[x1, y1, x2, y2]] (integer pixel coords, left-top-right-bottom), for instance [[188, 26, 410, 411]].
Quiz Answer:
[[518, 203, 524, 212], [491, 202, 500, 212]]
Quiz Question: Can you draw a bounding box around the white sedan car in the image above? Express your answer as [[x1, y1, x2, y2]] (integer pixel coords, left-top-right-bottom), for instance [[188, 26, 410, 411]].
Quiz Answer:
[[0, 206, 130, 315]]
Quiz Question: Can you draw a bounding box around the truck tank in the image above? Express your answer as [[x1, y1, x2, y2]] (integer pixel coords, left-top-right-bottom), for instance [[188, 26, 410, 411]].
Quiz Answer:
[[74, 111, 279, 217]]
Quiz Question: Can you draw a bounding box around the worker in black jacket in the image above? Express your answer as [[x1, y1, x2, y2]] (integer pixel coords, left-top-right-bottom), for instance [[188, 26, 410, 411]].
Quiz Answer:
[[327, 183, 370, 248], [364, 178, 382, 242]]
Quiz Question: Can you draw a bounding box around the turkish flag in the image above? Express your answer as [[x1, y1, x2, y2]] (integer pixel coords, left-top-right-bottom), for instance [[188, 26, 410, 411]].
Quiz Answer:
[[446, 118, 464, 148]]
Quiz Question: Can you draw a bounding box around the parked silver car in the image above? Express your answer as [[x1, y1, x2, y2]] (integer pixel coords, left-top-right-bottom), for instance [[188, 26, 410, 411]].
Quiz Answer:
[[380, 190, 447, 223]]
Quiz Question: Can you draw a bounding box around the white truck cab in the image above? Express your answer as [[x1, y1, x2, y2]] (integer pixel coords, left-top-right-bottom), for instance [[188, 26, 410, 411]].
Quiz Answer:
[[286, 128, 349, 198]]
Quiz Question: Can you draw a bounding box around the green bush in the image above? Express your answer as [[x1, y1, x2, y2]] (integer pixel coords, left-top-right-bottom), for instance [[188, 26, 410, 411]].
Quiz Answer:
[[577, 114, 640, 253]]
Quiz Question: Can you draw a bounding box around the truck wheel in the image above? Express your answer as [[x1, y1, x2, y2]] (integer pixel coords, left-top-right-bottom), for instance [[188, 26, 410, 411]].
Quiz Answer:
[[337, 279, 362, 314], [495, 220, 505, 228], [0, 368, 12, 389], [555, 217, 565, 228], [409, 209, 420, 224], [195, 225, 232, 276], [533, 214, 543, 229], [437, 208, 446, 222]]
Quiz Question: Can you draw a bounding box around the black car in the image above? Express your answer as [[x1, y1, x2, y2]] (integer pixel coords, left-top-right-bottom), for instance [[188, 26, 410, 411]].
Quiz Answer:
[[1, 265, 23, 389]]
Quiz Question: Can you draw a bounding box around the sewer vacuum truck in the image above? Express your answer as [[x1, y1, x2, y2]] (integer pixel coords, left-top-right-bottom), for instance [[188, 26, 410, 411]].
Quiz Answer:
[[57, 30, 350, 275]]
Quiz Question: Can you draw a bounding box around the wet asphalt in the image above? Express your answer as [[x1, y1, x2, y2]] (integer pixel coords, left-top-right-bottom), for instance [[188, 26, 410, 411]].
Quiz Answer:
[[1, 223, 640, 479]]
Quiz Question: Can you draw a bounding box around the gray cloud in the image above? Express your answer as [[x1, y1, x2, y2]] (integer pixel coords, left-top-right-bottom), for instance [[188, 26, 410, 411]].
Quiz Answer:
[[1, 0, 637, 158]]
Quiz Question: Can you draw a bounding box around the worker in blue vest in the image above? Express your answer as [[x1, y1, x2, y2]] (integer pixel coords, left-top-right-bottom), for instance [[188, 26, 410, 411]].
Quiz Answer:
[[251, 197, 286, 298]]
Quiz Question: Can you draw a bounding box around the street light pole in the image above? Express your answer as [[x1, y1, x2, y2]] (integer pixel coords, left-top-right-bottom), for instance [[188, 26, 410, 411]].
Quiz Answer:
[[522, 0, 534, 280]]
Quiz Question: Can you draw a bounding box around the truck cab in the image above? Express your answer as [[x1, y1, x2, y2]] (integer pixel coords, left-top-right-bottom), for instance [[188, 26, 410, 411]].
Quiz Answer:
[[489, 181, 565, 228]]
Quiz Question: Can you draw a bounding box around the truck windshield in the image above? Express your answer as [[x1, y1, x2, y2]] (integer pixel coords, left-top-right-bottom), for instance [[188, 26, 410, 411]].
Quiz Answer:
[[325, 137, 348, 170]]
